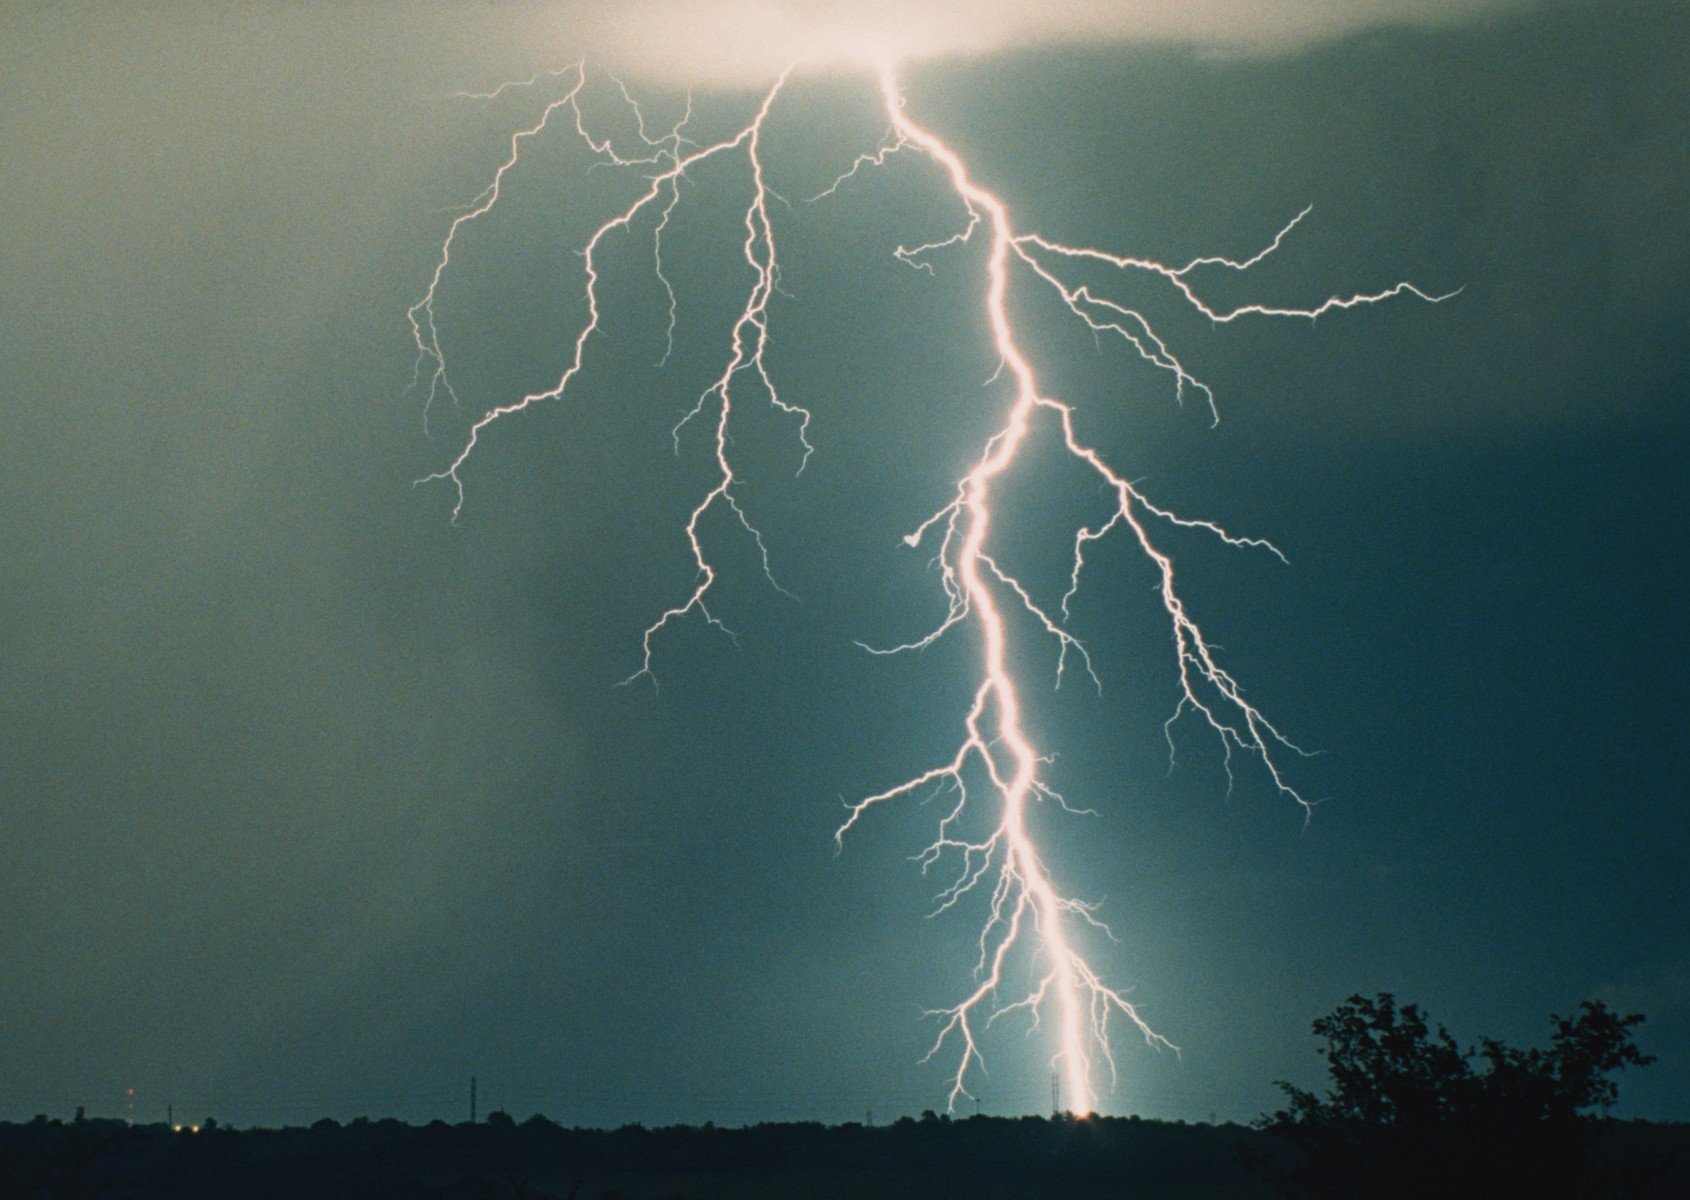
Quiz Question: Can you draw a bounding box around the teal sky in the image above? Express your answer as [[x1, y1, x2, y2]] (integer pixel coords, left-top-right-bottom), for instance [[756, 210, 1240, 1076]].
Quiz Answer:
[[1, 1, 1684, 1127]]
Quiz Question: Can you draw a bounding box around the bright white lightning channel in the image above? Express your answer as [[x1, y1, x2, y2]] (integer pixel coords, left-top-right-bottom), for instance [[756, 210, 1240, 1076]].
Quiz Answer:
[[411, 63, 1453, 1117]]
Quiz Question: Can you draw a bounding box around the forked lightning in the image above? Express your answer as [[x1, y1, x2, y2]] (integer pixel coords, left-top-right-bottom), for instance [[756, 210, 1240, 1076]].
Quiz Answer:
[[412, 61, 1451, 1116]]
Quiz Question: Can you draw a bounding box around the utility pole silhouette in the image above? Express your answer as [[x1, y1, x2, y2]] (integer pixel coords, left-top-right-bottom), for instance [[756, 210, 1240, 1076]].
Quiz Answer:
[[1051, 1073, 1059, 1118], [469, 1076, 477, 1124]]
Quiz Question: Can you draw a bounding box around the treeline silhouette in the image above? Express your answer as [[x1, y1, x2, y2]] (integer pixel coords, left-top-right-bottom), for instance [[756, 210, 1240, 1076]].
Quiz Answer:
[[1255, 994, 1675, 1199], [3, 996, 1682, 1199]]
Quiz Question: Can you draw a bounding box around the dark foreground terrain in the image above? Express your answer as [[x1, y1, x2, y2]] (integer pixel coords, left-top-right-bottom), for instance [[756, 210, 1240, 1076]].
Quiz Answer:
[[3, 1112, 1686, 1200]]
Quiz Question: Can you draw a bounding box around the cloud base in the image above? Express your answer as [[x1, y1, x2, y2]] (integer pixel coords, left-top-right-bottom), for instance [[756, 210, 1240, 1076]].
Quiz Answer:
[[535, 0, 1525, 87]]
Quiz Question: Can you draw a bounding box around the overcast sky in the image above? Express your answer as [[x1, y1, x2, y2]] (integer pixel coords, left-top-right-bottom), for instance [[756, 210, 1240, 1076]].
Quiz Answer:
[[0, 0, 1684, 1127]]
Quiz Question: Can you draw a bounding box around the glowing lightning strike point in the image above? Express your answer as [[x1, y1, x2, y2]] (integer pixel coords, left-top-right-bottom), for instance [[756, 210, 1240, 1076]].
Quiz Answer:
[[831, 67, 1452, 1117], [416, 61, 1453, 1120]]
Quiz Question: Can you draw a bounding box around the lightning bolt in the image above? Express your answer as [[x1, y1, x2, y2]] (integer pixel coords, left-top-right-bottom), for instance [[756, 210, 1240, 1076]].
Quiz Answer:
[[413, 61, 1453, 1117]]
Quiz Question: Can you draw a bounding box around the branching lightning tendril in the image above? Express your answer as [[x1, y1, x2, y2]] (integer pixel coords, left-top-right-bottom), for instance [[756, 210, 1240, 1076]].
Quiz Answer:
[[411, 62, 1453, 1116]]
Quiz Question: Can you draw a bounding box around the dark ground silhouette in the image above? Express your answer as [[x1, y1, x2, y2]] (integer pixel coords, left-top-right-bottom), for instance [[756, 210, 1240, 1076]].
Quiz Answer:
[[2, 1108, 1685, 1200], [6, 995, 1682, 1199], [0, 1112, 1277, 1200]]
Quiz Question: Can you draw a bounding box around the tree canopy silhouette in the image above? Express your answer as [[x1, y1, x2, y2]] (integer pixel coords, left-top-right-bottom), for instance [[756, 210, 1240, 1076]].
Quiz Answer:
[[1256, 993, 1656, 1199]]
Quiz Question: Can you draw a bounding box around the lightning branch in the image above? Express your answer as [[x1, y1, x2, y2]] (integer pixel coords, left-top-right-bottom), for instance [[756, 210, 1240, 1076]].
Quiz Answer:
[[410, 61, 1452, 1116]]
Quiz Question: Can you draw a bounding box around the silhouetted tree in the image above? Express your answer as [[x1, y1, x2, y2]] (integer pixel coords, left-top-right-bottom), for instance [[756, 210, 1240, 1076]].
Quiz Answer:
[[1256, 993, 1655, 1199]]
